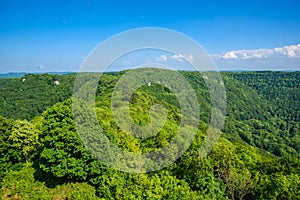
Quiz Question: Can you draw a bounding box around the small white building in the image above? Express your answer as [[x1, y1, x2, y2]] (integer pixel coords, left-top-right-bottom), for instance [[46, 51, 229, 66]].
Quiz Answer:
[[54, 80, 60, 86]]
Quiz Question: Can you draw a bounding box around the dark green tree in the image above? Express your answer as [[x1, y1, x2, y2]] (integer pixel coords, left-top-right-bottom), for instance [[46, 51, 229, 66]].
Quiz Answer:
[[37, 99, 97, 182]]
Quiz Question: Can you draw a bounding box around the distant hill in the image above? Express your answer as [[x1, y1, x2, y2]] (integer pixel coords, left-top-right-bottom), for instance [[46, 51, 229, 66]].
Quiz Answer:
[[0, 72, 73, 79], [0, 73, 27, 78], [221, 71, 300, 157], [0, 73, 76, 120]]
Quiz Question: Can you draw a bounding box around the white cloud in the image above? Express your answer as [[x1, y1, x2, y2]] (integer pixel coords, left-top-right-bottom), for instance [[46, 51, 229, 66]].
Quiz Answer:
[[221, 44, 300, 60], [170, 54, 194, 62], [185, 54, 194, 62], [171, 54, 184, 62], [274, 44, 300, 57], [156, 54, 168, 62], [222, 51, 238, 59]]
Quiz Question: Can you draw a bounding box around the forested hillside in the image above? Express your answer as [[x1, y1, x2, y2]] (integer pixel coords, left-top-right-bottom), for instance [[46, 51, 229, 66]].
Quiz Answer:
[[0, 73, 75, 120], [0, 71, 299, 199], [223, 72, 300, 157]]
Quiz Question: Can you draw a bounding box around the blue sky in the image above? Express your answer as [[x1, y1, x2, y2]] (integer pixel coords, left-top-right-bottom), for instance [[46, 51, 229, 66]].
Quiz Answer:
[[0, 0, 300, 72]]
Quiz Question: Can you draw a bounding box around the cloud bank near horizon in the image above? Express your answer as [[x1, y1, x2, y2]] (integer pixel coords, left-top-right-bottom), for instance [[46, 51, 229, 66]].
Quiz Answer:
[[219, 44, 300, 60], [1, 44, 300, 73], [152, 44, 300, 71]]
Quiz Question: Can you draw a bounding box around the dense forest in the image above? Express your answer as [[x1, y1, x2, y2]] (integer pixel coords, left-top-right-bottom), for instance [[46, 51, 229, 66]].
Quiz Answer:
[[0, 71, 299, 199]]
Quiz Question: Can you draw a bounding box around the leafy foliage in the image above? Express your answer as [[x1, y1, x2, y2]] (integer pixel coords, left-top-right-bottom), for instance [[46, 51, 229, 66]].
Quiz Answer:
[[221, 72, 300, 157], [0, 116, 23, 182], [1, 163, 100, 200], [0, 73, 75, 120], [9, 119, 40, 162], [37, 99, 97, 182], [0, 71, 299, 199]]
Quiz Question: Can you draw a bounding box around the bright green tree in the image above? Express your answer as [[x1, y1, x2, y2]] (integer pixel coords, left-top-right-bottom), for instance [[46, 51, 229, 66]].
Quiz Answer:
[[9, 119, 40, 163], [0, 116, 23, 181]]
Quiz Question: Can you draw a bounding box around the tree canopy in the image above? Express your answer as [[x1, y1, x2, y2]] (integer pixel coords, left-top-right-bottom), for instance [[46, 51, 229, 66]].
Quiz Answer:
[[0, 71, 299, 199]]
